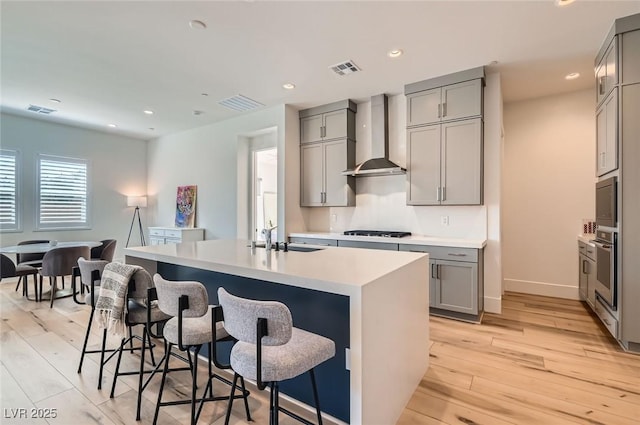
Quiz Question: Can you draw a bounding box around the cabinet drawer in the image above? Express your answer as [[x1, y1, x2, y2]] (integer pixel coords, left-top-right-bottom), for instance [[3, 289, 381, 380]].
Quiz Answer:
[[164, 229, 182, 238], [149, 228, 165, 236], [399, 244, 478, 262], [337, 240, 398, 251], [288, 237, 338, 247], [578, 242, 586, 255], [595, 298, 618, 338]]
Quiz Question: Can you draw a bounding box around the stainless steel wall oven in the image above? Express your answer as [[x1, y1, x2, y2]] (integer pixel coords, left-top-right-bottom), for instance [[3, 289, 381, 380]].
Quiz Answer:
[[592, 229, 617, 309], [596, 176, 617, 228]]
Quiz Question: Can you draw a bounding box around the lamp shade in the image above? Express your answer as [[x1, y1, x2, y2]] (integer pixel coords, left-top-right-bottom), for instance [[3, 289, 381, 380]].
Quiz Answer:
[[127, 195, 147, 208]]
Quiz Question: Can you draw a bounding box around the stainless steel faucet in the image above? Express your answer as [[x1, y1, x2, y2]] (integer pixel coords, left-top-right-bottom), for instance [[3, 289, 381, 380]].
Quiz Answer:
[[261, 225, 277, 251]]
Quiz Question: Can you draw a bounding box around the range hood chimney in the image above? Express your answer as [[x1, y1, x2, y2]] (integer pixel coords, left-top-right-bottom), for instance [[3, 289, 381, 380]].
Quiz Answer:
[[342, 94, 406, 177]]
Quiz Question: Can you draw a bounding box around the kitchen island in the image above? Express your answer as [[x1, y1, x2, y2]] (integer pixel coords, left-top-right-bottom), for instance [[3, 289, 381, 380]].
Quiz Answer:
[[124, 239, 429, 425]]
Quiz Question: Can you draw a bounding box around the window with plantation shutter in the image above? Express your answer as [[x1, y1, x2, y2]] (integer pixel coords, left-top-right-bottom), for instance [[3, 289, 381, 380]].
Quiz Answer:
[[37, 154, 90, 229], [0, 149, 20, 232]]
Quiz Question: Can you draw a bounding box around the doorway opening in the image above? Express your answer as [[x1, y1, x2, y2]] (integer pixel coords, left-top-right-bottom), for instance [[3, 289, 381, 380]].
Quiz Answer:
[[253, 147, 278, 241]]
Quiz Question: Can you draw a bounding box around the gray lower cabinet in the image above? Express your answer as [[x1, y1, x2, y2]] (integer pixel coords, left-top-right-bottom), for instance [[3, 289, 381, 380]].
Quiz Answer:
[[400, 243, 483, 322], [432, 259, 478, 315], [288, 237, 338, 246], [578, 241, 597, 308], [337, 240, 399, 251]]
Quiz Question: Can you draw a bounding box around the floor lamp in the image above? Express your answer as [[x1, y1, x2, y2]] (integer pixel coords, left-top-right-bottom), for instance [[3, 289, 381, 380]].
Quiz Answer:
[[126, 195, 147, 247]]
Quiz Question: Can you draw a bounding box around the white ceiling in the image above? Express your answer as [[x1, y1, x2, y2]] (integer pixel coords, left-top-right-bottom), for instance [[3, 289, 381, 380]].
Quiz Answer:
[[2, 1, 639, 140]]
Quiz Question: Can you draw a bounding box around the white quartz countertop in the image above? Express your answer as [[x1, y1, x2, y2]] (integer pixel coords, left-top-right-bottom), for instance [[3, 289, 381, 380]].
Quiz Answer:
[[289, 232, 486, 249], [578, 234, 596, 244], [124, 239, 427, 297]]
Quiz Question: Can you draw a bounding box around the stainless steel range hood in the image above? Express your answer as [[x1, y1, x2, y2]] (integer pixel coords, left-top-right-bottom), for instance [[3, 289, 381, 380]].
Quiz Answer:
[[342, 94, 406, 177]]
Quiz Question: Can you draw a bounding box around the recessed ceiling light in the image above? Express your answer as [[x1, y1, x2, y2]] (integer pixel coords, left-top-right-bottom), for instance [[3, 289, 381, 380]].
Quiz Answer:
[[107, 123, 117, 128], [388, 49, 403, 58], [283, 83, 296, 90], [143, 110, 154, 115], [49, 98, 61, 103], [555, 0, 576, 6], [189, 20, 207, 30], [565, 72, 580, 80]]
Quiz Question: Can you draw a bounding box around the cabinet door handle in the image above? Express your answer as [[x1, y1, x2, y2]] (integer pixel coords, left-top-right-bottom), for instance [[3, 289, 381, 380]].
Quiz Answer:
[[436, 187, 440, 201], [599, 76, 605, 95], [582, 259, 587, 274], [322, 126, 326, 138], [442, 102, 447, 117], [442, 186, 446, 201], [431, 263, 437, 279], [437, 264, 441, 279], [437, 104, 442, 118], [448, 253, 467, 257]]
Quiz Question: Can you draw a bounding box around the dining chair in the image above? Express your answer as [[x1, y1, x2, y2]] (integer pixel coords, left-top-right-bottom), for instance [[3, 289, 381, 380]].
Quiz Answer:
[[40, 246, 90, 307], [1, 254, 39, 300], [91, 239, 117, 261], [14, 239, 48, 295]]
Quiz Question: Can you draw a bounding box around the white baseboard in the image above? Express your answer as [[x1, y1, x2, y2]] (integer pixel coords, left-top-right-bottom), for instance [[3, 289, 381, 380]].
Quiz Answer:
[[504, 278, 580, 300], [484, 296, 502, 314]]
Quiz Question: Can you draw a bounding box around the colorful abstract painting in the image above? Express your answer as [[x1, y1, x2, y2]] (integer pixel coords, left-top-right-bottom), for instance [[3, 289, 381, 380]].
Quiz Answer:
[[175, 185, 197, 228]]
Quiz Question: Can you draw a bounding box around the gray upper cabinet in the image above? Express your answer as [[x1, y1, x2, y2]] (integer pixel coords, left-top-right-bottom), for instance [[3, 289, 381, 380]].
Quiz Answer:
[[405, 68, 484, 206], [300, 100, 357, 207], [406, 79, 482, 127], [407, 118, 482, 205], [596, 37, 618, 106], [300, 100, 356, 144], [300, 139, 355, 207], [596, 88, 618, 177]]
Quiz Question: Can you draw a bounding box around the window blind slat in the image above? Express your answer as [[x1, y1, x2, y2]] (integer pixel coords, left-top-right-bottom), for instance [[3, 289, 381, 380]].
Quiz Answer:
[[0, 150, 17, 229], [38, 155, 89, 229]]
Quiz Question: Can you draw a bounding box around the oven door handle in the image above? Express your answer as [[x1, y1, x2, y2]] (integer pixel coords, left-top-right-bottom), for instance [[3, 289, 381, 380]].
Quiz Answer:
[[592, 241, 612, 250]]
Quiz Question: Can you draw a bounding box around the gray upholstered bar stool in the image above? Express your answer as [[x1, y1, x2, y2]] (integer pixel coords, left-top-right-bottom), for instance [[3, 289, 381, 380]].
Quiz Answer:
[[76, 257, 110, 385], [217, 287, 336, 425], [152, 275, 252, 425]]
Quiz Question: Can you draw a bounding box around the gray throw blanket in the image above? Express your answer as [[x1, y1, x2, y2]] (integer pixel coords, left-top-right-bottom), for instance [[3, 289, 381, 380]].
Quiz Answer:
[[94, 262, 142, 336]]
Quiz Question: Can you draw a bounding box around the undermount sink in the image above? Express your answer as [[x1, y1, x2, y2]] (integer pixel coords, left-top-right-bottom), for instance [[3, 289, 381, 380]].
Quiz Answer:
[[286, 245, 324, 252]]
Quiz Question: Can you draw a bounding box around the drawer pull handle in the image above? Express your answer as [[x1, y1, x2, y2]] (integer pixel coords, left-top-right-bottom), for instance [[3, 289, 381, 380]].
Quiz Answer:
[[448, 253, 467, 257]]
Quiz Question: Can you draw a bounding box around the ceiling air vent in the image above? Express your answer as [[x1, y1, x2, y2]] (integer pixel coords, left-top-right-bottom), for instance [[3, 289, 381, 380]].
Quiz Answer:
[[218, 94, 264, 112], [27, 104, 56, 114], [329, 60, 361, 76]]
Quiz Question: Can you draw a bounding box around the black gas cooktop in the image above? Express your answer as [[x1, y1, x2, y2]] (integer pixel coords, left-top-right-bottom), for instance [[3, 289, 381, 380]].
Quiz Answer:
[[343, 230, 411, 238]]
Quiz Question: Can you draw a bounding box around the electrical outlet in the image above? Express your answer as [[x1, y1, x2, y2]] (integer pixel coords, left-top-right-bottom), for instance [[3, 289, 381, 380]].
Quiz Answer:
[[441, 216, 449, 226]]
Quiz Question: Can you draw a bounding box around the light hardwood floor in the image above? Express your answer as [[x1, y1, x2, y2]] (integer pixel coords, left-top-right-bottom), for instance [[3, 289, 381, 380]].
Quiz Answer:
[[1, 278, 639, 425]]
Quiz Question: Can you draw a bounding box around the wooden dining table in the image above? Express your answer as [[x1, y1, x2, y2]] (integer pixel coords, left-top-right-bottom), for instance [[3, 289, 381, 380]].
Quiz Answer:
[[0, 241, 103, 302]]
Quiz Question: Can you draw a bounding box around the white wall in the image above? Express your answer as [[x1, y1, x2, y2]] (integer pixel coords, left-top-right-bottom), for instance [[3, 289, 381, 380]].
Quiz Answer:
[[483, 72, 504, 313], [147, 105, 302, 242], [502, 89, 595, 299], [0, 113, 147, 260]]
